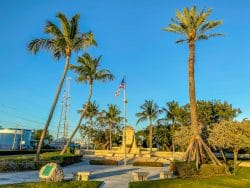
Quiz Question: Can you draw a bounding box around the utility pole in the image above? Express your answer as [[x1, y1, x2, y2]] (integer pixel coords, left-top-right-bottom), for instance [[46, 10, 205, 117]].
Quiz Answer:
[[56, 77, 71, 139]]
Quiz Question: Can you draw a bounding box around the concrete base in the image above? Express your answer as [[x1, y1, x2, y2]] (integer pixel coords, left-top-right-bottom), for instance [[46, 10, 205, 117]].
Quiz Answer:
[[74, 171, 90, 181], [131, 172, 149, 182]]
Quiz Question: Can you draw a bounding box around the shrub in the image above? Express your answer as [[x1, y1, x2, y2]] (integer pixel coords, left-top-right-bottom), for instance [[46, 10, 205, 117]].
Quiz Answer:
[[171, 161, 198, 177], [89, 159, 118, 165], [199, 164, 228, 177], [0, 153, 82, 172], [0, 149, 60, 156], [133, 161, 163, 167]]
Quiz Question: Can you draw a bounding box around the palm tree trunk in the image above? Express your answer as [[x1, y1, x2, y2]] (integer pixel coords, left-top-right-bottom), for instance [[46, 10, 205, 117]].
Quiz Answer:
[[186, 41, 222, 167], [172, 123, 175, 159], [35, 55, 70, 162], [109, 123, 112, 150], [188, 41, 199, 135], [60, 83, 93, 154], [149, 121, 153, 154], [89, 118, 93, 149]]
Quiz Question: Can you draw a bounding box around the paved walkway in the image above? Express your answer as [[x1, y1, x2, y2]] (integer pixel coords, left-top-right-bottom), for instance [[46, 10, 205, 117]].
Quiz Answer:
[[0, 160, 168, 188]]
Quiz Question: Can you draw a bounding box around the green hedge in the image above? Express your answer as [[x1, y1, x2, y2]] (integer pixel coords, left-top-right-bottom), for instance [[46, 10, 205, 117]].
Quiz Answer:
[[0, 149, 60, 156], [0, 181, 102, 188], [0, 154, 82, 172], [89, 159, 118, 165], [133, 161, 163, 167], [199, 164, 227, 177], [171, 161, 198, 177], [47, 155, 82, 166]]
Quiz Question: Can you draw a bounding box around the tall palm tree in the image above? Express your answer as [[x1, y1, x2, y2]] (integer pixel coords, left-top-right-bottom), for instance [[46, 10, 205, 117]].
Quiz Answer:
[[78, 101, 99, 147], [100, 104, 122, 150], [28, 13, 96, 161], [162, 101, 180, 155], [60, 53, 114, 154], [163, 6, 222, 167], [136, 100, 162, 154]]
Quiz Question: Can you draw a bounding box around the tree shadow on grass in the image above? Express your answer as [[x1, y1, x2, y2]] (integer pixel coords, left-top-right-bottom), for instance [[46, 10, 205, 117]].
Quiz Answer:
[[91, 168, 140, 179]]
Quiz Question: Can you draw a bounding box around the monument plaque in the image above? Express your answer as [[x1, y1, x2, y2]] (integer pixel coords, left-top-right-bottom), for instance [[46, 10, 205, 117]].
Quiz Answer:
[[39, 163, 64, 182], [121, 126, 139, 154]]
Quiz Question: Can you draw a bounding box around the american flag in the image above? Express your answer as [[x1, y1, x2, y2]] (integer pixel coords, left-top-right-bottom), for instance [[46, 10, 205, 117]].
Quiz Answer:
[[115, 78, 125, 97]]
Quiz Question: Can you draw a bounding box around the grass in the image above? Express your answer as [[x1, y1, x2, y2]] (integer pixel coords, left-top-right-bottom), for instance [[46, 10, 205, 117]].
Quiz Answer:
[[129, 167, 250, 188], [0, 181, 102, 188]]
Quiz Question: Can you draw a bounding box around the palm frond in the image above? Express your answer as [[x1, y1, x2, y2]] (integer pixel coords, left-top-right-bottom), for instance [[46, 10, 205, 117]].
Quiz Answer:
[[28, 38, 55, 54], [164, 6, 223, 43], [83, 32, 97, 48], [176, 38, 188, 43], [70, 14, 80, 39], [198, 20, 223, 35], [136, 116, 148, 125], [44, 21, 63, 37], [56, 12, 70, 37], [96, 69, 114, 82], [197, 33, 223, 41]]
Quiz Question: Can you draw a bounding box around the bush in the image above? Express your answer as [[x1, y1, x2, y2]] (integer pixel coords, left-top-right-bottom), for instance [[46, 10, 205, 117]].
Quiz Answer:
[[89, 159, 118, 165], [0, 181, 102, 188], [0, 149, 60, 156], [171, 161, 198, 177], [0, 153, 82, 172], [133, 161, 163, 167], [43, 154, 82, 166], [199, 164, 228, 177]]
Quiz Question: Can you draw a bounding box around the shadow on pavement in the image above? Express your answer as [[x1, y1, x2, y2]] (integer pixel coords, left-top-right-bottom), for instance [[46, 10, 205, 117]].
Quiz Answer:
[[92, 168, 140, 179]]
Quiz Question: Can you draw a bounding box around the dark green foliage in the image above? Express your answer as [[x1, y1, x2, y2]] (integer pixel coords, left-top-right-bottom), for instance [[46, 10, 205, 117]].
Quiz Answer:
[[0, 152, 82, 172], [199, 164, 227, 177], [153, 124, 171, 150], [175, 100, 241, 127], [33, 129, 53, 143], [89, 159, 118, 165], [44, 155, 82, 166], [0, 181, 102, 188], [171, 161, 198, 177], [133, 161, 163, 167], [0, 149, 60, 156]]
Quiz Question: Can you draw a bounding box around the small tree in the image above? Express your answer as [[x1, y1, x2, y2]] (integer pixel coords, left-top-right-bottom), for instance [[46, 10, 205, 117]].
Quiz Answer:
[[208, 121, 250, 169], [136, 100, 162, 154], [173, 126, 192, 152]]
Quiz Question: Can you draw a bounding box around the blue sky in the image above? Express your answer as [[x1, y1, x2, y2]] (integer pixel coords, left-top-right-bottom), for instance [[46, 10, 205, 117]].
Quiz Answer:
[[0, 0, 250, 139]]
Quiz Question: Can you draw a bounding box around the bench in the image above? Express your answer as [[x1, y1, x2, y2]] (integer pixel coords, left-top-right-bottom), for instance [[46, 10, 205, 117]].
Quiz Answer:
[[74, 171, 91, 181], [131, 172, 149, 181], [159, 170, 173, 179]]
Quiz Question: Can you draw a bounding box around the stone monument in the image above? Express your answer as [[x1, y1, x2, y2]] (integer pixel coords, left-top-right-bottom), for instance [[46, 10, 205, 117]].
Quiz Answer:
[[121, 126, 140, 154], [39, 163, 64, 182]]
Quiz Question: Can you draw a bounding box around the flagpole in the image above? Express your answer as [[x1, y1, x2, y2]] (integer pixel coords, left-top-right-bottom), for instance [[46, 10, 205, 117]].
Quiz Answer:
[[123, 76, 127, 166]]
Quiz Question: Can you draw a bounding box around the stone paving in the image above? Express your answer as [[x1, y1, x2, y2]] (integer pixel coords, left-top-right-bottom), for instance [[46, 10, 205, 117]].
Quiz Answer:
[[0, 159, 169, 188]]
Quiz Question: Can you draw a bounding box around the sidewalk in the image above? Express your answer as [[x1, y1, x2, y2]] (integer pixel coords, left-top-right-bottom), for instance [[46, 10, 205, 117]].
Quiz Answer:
[[0, 160, 167, 188]]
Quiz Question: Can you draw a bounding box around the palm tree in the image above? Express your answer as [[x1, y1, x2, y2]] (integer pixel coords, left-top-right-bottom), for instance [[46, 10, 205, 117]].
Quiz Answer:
[[163, 6, 223, 167], [28, 13, 96, 161], [162, 101, 180, 156], [136, 100, 162, 154], [78, 101, 99, 148], [60, 53, 114, 154], [100, 104, 122, 150]]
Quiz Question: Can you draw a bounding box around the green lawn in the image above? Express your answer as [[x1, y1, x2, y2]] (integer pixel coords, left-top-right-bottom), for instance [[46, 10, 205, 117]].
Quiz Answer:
[[129, 167, 250, 188], [0, 181, 102, 188]]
